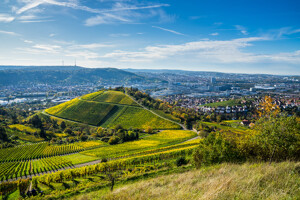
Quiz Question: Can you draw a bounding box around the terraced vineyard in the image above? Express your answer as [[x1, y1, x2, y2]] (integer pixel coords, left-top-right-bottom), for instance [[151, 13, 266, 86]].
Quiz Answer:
[[0, 157, 73, 181], [0, 141, 105, 162], [0, 130, 197, 182], [45, 90, 181, 129], [82, 130, 197, 159]]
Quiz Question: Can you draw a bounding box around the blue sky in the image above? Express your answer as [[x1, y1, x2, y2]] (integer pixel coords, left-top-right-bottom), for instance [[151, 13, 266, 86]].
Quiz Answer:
[[0, 0, 299, 75]]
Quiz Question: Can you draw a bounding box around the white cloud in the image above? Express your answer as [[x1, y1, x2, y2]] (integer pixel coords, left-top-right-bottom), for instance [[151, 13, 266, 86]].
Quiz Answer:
[[32, 44, 61, 53], [85, 13, 130, 26], [0, 30, 19, 36], [0, 14, 15, 22], [235, 25, 248, 35], [65, 51, 100, 59], [13, 0, 171, 26], [71, 43, 114, 49], [110, 33, 130, 37], [101, 36, 300, 65], [18, 14, 38, 20], [19, 19, 55, 23], [24, 40, 33, 43], [210, 32, 219, 36], [152, 26, 185, 36], [99, 3, 169, 13]]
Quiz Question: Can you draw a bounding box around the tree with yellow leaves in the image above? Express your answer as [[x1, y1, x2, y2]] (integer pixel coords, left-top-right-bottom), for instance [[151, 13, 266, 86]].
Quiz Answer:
[[257, 96, 280, 118]]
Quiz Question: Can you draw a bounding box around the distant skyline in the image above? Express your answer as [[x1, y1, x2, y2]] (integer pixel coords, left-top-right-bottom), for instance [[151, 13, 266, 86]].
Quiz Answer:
[[0, 0, 299, 75]]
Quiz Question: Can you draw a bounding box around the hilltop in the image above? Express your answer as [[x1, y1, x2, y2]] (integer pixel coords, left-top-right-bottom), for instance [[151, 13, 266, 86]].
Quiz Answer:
[[45, 90, 181, 129]]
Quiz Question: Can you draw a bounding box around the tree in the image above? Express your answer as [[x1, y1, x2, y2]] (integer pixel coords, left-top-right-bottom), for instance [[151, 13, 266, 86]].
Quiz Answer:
[[30, 115, 42, 129], [64, 128, 73, 135], [80, 134, 88, 141], [216, 115, 222, 123], [250, 115, 300, 162], [60, 121, 66, 130], [108, 136, 120, 145], [97, 127, 104, 137], [0, 126, 8, 142], [39, 127, 47, 139], [258, 96, 280, 118], [114, 124, 123, 131], [176, 157, 188, 167], [145, 126, 153, 134]]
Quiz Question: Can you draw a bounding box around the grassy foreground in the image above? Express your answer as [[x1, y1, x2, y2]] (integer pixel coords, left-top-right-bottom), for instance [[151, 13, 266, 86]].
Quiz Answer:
[[71, 161, 300, 200]]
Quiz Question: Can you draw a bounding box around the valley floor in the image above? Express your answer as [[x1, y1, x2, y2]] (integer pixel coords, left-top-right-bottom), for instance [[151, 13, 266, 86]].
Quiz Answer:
[[71, 161, 300, 200]]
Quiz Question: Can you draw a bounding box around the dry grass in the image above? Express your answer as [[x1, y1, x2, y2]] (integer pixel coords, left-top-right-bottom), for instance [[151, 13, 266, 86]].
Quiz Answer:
[[73, 162, 300, 200]]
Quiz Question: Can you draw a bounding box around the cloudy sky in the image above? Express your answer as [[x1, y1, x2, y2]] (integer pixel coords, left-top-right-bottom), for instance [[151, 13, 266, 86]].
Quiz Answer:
[[0, 0, 299, 74]]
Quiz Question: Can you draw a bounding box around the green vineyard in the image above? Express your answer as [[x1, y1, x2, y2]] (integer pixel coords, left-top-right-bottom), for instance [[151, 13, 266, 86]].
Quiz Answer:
[[0, 157, 73, 181], [82, 130, 197, 158], [45, 90, 181, 129], [0, 141, 105, 162], [0, 131, 197, 182]]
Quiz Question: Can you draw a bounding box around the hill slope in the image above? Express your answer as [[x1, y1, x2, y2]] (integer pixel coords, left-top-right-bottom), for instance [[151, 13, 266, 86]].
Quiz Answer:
[[45, 91, 181, 129], [0, 66, 142, 86], [74, 162, 300, 200]]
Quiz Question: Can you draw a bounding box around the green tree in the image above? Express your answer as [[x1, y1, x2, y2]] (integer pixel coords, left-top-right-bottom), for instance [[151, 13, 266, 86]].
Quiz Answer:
[[250, 115, 300, 161], [30, 115, 42, 129], [145, 126, 153, 134], [0, 126, 8, 142], [60, 121, 66, 130], [108, 136, 120, 145]]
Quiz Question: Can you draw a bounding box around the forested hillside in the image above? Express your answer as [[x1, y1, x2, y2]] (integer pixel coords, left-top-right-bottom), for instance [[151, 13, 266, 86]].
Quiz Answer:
[[0, 66, 142, 86]]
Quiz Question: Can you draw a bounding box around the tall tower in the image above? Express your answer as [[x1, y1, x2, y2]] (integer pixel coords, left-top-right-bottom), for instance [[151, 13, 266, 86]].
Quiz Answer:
[[210, 77, 216, 85]]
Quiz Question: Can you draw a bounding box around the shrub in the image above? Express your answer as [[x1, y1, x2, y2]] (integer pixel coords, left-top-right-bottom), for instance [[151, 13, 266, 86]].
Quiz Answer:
[[145, 126, 153, 134], [80, 135, 88, 141], [193, 132, 245, 167], [194, 115, 300, 167], [176, 157, 188, 167], [244, 115, 300, 161], [108, 136, 120, 145]]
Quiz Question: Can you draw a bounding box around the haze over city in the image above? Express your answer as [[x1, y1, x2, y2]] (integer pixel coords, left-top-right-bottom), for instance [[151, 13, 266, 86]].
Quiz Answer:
[[0, 0, 299, 75]]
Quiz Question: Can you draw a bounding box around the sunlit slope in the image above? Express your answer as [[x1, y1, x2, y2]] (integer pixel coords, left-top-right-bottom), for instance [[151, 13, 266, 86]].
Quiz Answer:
[[45, 91, 181, 129]]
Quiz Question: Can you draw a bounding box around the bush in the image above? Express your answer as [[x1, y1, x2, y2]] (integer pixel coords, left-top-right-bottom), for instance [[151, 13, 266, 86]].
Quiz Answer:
[[145, 126, 153, 134], [244, 115, 300, 161], [176, 157, 188, 167], [193, 132, 245, 167], [193, 115, 300, 167], [80, 135, 88, 141], [108, 136, 120, 145]]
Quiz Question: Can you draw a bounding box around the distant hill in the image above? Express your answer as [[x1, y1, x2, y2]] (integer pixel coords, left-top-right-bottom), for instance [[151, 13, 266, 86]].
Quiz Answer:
[[0, 65, 83, 71], [45, 90, 181, 129], [0, 66, 142, 86], [124, 68, 287, 77]]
